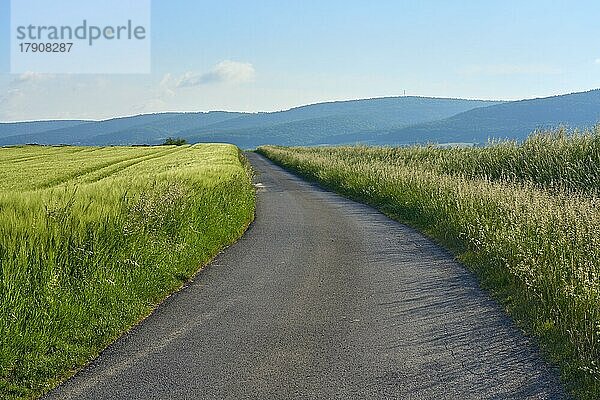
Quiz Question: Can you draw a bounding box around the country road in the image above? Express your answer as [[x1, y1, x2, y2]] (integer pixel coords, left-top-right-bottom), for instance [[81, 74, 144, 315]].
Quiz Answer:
[[45, 152, 566, 400]]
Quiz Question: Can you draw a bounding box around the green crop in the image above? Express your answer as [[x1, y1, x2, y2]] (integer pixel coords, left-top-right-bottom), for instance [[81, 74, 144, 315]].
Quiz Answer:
[[0, 144, 255, 399]]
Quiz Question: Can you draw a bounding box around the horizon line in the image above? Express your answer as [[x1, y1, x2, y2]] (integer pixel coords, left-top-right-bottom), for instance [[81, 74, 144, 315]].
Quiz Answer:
[[2, 89, 598, 124]]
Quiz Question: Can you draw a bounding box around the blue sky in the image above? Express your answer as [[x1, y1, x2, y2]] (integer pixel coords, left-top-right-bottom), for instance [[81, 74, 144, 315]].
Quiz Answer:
[[1, 0, 600, 120]]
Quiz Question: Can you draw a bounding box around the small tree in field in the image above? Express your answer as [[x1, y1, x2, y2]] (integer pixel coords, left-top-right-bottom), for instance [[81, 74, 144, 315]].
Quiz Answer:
[[163, 137, 187, 146]]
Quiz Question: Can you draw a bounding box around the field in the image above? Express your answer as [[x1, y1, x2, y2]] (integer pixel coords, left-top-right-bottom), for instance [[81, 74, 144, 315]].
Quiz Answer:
[[258, 129, 600, 400], [0, 144, 255, 399]]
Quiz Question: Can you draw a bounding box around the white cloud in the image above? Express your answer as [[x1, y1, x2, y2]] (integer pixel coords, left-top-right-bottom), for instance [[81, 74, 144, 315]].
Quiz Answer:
[[0, 75, 142, 121], [595, 58, 600, 65], [0, 88, 31, 120], [159, 73, 176, 97], [176, 60, 255, 88], [0, 61, 258, 120], [13, 72, 56, 84], [0, 89, 23, 107]]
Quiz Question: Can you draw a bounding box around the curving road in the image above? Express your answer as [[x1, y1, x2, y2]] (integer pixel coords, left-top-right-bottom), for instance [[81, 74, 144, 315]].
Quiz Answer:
[[45, 153, 566, 399]]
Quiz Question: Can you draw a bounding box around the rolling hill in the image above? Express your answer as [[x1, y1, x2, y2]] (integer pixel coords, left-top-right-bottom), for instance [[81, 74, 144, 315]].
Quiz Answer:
[[0, 120, 90, 139], [374, 89, 600, 145], [0, 97, 499, 147], [180, 97, 501, 147], [0, 112, 246, 146], [2, 90, 600, 147]]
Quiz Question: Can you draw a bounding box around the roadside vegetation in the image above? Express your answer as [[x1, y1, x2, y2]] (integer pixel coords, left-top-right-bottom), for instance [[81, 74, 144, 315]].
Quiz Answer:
[[162, 137, 188, 146], [258, 128, 600, 400], [0, 144, 255, 399]]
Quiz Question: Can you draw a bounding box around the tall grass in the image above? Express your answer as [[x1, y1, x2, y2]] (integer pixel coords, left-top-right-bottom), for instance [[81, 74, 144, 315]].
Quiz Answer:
[[0, 144, 255, 399], [324, 126, 600, 194], [258, 129, 600, 400]]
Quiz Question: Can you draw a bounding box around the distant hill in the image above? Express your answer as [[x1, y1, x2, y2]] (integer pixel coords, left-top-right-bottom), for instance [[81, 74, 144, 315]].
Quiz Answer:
[[80, 112, 248, 146], [0, 97, 499, 147], [180, 97, 501, 147], [374, 89, 600, 145], [0, 112, 246, 146], [0, 120, 89, 139], [4, 90, 600, 147], [187, 96, 500, 132]]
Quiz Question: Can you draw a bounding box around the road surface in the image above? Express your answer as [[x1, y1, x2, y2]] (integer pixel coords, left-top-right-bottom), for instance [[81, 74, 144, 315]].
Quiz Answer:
[[45, 152, 565, 399]]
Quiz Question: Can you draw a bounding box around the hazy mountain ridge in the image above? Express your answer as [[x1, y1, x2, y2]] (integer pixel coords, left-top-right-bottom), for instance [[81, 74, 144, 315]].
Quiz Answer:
[[80, 112, 247, 146], [0, 120, 91, 139], [0, 112, 248, 146], [374, 89, 600, 145], [2, 91, 600, 147], [0, 97, 500, 147]]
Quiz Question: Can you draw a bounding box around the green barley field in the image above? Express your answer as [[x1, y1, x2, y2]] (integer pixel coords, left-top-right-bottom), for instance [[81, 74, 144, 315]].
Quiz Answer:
[[0, 144, 255, 399], [258, 128, 600, 400]]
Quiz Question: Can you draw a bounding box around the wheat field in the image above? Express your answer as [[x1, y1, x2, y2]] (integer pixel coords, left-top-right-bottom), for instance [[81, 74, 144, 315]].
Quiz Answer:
[[0, 144, 255, 399]]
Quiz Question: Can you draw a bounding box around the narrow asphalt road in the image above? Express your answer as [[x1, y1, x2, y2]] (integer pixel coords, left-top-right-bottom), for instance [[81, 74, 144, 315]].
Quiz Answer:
[[46, 153, 566, 400]]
